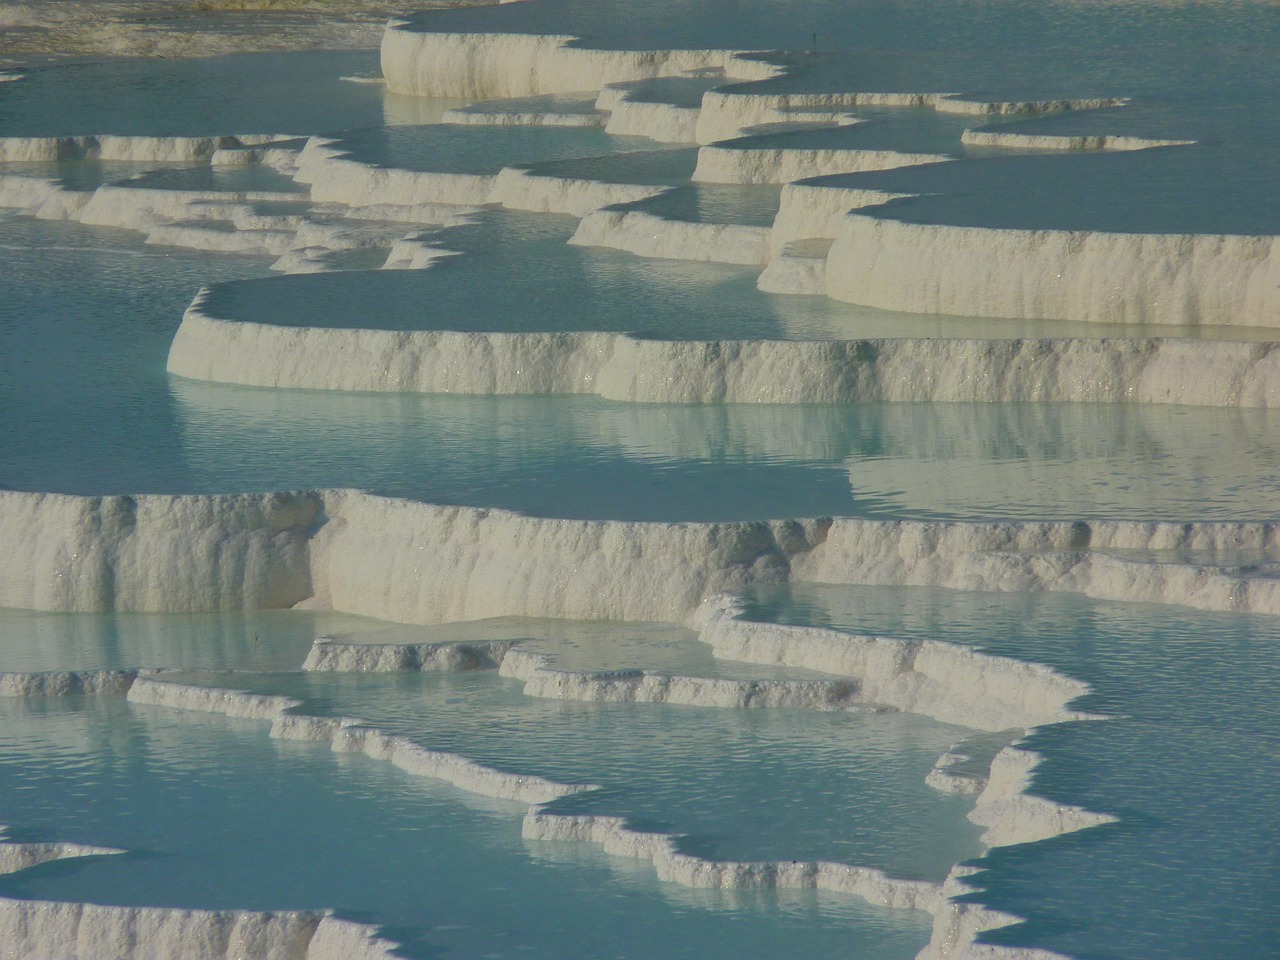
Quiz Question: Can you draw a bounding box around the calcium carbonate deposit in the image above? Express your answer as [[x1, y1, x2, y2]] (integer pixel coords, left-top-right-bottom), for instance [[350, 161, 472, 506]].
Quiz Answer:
[[1, 1, 1278, 959]]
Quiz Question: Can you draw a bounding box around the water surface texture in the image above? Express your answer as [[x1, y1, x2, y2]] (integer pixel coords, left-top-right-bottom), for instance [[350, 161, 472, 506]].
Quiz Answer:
[[743, 584, 1280, 960], [1, 2, 1278, 960]]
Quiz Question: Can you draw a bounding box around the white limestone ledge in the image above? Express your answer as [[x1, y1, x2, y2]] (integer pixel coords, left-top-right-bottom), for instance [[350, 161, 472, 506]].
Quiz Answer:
[[969, 746, 1117, 848], [498, 647, 863, 710], [0, 134, 287, 163], [0, 669, 141, 697], [0, 826, 123, 878], [0, 897, 399, 960], [693, 142, 949, 184], [825, 213, 1280, 327], [128, 675, 593, 806], [294, 137, 668, 216], [604, 93, 702, 143], [303, 638, 517, 672], [695, 89, 1125, 144], [917, 864, 1073, 960], [5, 490, 1280, 619], [794, 517, 1280, 616], [692, 597, 1095, 733], [381, 25, 771, 100], [570, 207, 771, 264], [169, 302, 1280, 408], [522, 809, 944, 912], [769, 181, 912, 251], [0, 490, 317, 613], [961, 129, 1195, 152]]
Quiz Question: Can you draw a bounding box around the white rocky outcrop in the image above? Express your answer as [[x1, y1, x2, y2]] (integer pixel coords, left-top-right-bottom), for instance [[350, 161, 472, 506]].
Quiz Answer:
[[917, 865, 1072, 960], [825, 213, 1280, 327], [0, 134, 284, 164], [768, 181, 910, 251], [302, 638, 516, 672], [694, 90, 940, 145], [794, 517, 1280, 615], [522, 810, 943, 910], [570, 208, 770, 263], [0, 898, 399, 960], [128, 675, 301, 720], [4, 490, 1278, 618], [310, 492, 823, 625], [693, 90, 1122, 145], [130, 675, 592, 805], [293, 136, 667, 216], [0, 491, 316, 612], [0, 670, 139, 697], [294, 137, 494, 208], [755, 241, 828, 293], [0, 173, 91, 219], [693, 599, 1092, 732], [693, 143, 948, 184], [968, 747, 1117, 847], [499, 647, 860, 710], [380, 26, 761, 100], [168, 303, 1280, 408], [960, 129, 1195, 152], [489, 165, 668, 216], [0, 826, 123, 877]]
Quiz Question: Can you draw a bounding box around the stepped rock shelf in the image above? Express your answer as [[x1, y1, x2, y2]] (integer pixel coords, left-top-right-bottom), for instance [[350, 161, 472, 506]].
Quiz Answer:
[[1, 1, 1278, 960]]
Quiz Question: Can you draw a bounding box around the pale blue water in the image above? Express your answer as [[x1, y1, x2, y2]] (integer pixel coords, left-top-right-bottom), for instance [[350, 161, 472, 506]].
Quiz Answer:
[[0, 697, 933, 960], [741, 584, 1280, 959], [0, 51, 389, 136], [192, 205, 1280, 342], [4, 210, 1280, 521], [2, 4, 1279, 959], [171, 669, 982, 877], [332, 124, 657, 174]]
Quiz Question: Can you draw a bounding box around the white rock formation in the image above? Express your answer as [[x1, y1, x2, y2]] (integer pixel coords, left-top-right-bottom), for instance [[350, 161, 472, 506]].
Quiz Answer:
[[0, 898, 399, 960], [169, 302, 1280, 408], [968, 747, 1117, 847], [130, 675, 592, 805], [489, 165, 668, 216], [825, 213, 1280, 327], [755, 239, 828, 293], [570, 208, 771, 263], [3, 490, 1277, 618], [769, 181, 910, 251], [522, 810, 943, 910], [310, 492, 823, 624], [498, 647, 861, 709], [0, 134, 283, 163], [0, 670, 139, 697], [602, 87, 702, 143], [693, 90, 1123, 145], [794, 517, 1280, 615], [303, 638, 516, 672], [693, 598, 1093, 731], [0, 491, 317, 612], [0, 826, 123, 877], [128, 675, 301, 720], [693, 143, 949, 184], [917, 865, 1072, 960], [380, 25, 763, 100], [294, 137, 494, 207], [960, 129, 1195, 152]]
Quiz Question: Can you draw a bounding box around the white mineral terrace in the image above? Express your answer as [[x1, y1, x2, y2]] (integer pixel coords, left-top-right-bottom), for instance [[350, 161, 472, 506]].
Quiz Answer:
[[0, 897, 399, 960], [112, 647, 1099, 960], [3, 7, 1276, 960], [4, 491, 1277, 620], [168, 305, 1280, 407]]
